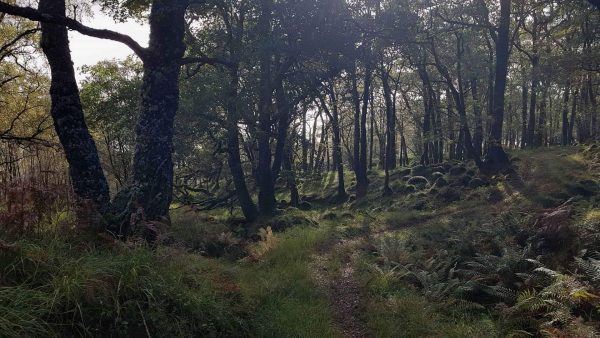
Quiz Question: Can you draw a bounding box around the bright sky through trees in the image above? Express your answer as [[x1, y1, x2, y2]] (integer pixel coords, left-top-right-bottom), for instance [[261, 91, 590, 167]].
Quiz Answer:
[[68, 7, 147, 81]]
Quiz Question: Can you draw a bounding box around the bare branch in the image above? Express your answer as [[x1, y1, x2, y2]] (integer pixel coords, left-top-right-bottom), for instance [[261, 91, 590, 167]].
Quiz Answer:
[[0, 1, 148, 61]]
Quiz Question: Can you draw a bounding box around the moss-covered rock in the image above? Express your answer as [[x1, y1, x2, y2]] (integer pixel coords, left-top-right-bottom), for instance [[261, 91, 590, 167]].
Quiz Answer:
[[298, 201, 313, 211], [404, 185, 417, 193], [431, 172, 444, 181], [320, 211, 338, 220], [407, 176, 430, 190], [435, 187, 461, 203], [468, 177, 486, 189], [433, 177, 448, 188], [264, 209, 318, 232], [410, 165, 430, 177], [449, 165, 467, 176], [430, 166, 446, 174]]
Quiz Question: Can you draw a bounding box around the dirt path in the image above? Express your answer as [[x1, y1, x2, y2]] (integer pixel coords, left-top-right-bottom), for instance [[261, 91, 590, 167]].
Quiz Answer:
[[311, 239, 370, 338]]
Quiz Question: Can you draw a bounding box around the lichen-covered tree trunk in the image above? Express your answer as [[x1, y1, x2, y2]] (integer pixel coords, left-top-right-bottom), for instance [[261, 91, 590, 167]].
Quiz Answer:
[[38, 0, 110, 214], [130, 0, 187, 225]]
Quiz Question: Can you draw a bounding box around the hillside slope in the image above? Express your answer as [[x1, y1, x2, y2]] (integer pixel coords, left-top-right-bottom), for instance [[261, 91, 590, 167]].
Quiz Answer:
[[2, 146, 600, 337]]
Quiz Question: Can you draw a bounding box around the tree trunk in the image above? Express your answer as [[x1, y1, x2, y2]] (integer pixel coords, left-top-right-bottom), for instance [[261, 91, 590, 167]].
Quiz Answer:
[[256, 0, 276, 215], [520, 80, 528, 149], [485, 0, 511, 169], [471, 78, 483, 157], [569, 89, 578, 144], [356, 65, 372, 198], [271, 79, 291, 180], [128, 1, 187, 232], [226, 64, 258, 221], [351, 65, 361, 174], [318, 87, 346, 201], [39, 0, 110, 216], [381, 66, 397, 169]]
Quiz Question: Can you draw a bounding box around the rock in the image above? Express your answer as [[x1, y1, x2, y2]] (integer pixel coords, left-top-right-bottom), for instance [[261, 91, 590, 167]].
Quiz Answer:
[[433, 177, 448, 188], [468, 178, 486, 189], [487, 188, 504, 203], [449, 165, 467, 176], [567, 181, 598, 197], [398, 168, 412, 177], [320, 212, 337, 220], [431, 166, 446, 174], [450, 174, 471, 187], [411, 165, 429, 177], [407, 176, 430, 190], [431, 172, 444, 181], [298, 201, 313, 211], [340, 211, 355, 219], [436, 187, 461, 203], [404, 185, 417, 193]]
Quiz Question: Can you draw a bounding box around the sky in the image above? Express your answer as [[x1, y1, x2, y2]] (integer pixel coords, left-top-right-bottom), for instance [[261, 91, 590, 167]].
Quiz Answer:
[[68, 8, 148, 81]]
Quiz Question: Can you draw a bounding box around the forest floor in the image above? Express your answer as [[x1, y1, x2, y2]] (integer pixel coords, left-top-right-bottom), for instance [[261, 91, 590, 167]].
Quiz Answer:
[[2, 146, 600, 337]]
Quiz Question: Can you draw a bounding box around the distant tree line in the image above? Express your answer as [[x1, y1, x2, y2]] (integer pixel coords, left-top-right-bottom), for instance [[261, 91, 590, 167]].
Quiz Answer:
[[0, 0, 597, 238]]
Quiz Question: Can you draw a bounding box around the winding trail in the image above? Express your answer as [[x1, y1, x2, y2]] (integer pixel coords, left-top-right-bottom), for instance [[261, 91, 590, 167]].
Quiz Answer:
[[311, 239, 370, 338]]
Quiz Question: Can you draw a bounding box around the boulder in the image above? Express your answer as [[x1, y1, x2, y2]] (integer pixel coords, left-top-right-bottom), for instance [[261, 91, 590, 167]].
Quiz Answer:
[[298, 201, 313, 211], [468, 177, 486, 189], [407, 176, 430, 190], [449, 165, 467, 176], [410, 164, 430, 177], [433, 176, 448, 188], [431, 172, 444, 181], [436, 187, 461, 203]]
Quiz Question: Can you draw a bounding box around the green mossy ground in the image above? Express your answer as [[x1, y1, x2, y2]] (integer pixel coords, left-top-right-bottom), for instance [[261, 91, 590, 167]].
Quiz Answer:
[[2, 146, 600, 337]]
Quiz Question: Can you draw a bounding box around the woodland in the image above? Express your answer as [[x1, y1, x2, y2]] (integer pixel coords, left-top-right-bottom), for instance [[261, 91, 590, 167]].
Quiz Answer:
[[0, 0, 599, 337]]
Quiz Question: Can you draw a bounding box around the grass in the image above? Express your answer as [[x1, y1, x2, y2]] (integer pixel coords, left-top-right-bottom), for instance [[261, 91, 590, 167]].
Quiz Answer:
[[0, 238, 249, 337], [0, 209, 338, 337], [3, 146, 599, 337], [235, 225, 338, 338]]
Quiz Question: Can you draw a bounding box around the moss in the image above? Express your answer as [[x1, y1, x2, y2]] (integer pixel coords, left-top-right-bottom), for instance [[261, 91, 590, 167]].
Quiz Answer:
[[406, 176, 430, 190], [449, 166, 467, 176], [433, 177, 448, 188], [468, 177, 486, 189]]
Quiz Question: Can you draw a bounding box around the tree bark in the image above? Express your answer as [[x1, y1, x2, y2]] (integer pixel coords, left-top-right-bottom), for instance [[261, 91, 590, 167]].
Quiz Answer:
[[38, 0, 110, 215], [485, 0, 511, 169], [520, 80, 528, 149], [356, 65, 372, 198], [129, 0, 187, 229], [256, 0, 276, 215], [226, 64, 258, 221], [381, 65, 397, 170]]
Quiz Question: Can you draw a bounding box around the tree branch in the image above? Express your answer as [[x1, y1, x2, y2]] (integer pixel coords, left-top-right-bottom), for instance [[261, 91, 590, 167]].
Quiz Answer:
[[181, 56, 233, 67], [0, 1, 148, 61]]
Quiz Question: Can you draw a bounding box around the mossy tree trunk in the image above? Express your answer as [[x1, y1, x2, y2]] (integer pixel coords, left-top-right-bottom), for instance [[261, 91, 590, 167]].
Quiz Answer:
[[38, 0, 110, 215], [128, 0, 187, 228]]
